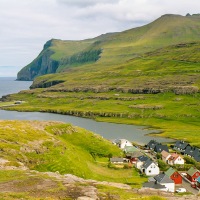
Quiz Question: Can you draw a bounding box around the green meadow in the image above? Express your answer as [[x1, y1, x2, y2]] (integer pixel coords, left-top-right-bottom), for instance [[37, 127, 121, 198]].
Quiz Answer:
[[5, 41, 200, 147], [0, 120, 146, 185]]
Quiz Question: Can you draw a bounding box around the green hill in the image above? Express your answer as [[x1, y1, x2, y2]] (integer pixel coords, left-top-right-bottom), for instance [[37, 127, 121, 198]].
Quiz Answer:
[[17, 14, 200, 81], [3, 14, 200, 146], [0, 120, 146, 184]]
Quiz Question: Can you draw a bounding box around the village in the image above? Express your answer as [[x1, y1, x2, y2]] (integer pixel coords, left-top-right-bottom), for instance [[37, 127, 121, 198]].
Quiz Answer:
[[111, 139, 200, 194]]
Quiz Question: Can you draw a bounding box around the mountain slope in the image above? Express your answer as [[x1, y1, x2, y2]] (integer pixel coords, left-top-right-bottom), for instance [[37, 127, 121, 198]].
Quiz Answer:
[[17, 14, 200, 81]]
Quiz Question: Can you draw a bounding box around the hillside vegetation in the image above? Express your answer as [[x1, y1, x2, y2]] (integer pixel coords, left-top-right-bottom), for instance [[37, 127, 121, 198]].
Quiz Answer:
[[1, 121, 173, 199], [0, 120, 148, 184], [17, 14, 200, 81], [2, 14, 200, 147]]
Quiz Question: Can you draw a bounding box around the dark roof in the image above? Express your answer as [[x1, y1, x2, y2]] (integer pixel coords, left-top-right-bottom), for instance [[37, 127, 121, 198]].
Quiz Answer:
[[184, 146, 195, 156], [174, 140, 189, 150], [185, 147, 200, 158], [193, 153, 200, 162], [147, 140, 159, 149], [138, 155, 149, 162], [143, 182, 166, 189], [154, 144, 169, 153], [143, 159, 155, 169], [154, 173, 174, 184], [110, 157, 124, 163]]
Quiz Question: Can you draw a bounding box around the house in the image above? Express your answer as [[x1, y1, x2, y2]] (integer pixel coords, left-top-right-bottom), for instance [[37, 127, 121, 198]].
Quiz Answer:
[[184, 146, 195, 157], [124, 146, 138, 154], [165, 167, 182, 184], [154, 144, 169, 153], [126, 151, 143, 164], [193, 148, 200, 162], [146, 140, 159, 150], [143, 173, 175, 192], [113, 139, 133, 149], [184, 146, 200, 162], [135, 155, 149, 169], [154, 173, 175, 192], [186, 167, 200, 182], [161, 150, 172, 163], [141, 159, 160, 176], [174, 140, 190, 153], [143, 181, 166, 191], [110, 157, 124, 164], [196, 176, 200, 189], [170, 153, 184, 165]]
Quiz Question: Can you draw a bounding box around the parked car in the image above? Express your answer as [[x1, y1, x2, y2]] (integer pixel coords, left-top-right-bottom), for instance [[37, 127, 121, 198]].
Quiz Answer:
[[176, 188, 186, 193]]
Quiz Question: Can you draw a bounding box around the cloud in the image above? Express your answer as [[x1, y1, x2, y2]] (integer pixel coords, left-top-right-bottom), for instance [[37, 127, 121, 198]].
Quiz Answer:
[[57, 0, 118, 7], [0, 0, 200, 77]]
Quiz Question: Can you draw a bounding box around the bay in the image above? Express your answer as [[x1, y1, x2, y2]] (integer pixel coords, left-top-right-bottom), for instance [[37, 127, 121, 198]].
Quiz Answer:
[[0, 77, 32, 98], [0, 77, 174, 145]]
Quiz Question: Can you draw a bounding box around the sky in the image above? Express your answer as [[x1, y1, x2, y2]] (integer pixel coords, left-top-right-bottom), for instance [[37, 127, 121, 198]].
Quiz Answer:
[[0, 0, 200, 77]]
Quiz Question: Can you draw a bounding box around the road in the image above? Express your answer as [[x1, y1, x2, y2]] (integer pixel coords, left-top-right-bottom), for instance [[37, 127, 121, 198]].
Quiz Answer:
[[180, 177, 199, 195]]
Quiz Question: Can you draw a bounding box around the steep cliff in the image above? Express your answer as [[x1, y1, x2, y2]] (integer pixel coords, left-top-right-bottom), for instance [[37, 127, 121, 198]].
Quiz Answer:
[[17, 40, 60, 81]]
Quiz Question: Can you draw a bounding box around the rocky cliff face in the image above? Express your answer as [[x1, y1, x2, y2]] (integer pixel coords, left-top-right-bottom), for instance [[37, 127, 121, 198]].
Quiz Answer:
[[17, 40, 59, 81]]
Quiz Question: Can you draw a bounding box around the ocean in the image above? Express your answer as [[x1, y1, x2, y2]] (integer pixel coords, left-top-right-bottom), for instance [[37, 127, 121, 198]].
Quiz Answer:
[[0, 77, 32, 98]]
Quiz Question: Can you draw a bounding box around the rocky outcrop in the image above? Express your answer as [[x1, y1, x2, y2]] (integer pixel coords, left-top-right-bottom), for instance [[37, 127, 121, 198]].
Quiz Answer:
[[17, 40, 60, 81]]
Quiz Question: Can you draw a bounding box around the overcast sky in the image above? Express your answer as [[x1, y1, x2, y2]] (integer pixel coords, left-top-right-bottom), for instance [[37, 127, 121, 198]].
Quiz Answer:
[[0, 0, 199, 77]]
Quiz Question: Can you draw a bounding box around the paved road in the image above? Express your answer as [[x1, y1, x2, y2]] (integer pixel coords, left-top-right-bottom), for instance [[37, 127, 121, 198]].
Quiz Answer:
[[180, 177, 199, 195]]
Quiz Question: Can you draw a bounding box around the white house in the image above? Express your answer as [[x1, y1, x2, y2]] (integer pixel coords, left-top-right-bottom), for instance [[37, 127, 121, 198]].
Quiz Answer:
[[170, 153, 184, 165], [141, 159, 160, 176], [135, 155, 149, 170], [154, 173, 175, 192], [113, 139, 133, 149], [161, 151, 184, 165]]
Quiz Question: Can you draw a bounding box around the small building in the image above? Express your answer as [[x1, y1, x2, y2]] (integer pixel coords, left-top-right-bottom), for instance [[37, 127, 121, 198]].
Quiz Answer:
[[154, 173, 175, 192], [165, 167, 182, 184], [170, 153, 184, 165], [186, 167, 200, 182], [184, 146, 195, 157], [146, 140, 159, 150], [113, 139, 133, 149], [154, 144, 169, 153], [174, 140, 190, 153], [193, 148, 200, 162], [143, 173, 175, 192], [161, 150, 172, 163], [141, 159, 160, 176], [110, 157, 124, 164], [124, 146, 138, 154], [126, 151, 143, 164], [135, 155, 149, 169], [143, 181, 166, 191]]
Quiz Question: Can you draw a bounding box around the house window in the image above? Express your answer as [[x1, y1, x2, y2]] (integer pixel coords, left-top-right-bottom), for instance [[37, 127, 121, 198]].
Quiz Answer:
[[149, 170, 151, 173]]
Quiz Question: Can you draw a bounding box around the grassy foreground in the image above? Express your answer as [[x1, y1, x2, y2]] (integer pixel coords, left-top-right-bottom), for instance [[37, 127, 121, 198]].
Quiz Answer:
[[0, 120, 146, 184], [0, 171, 164, 200], [0, 120, 169, 199]]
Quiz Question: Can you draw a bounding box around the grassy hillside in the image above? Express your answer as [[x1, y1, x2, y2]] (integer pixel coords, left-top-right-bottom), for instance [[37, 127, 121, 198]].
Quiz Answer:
[[17, 14, 200, 81], [0, 120, 148, 185], [4, 14, 200, 147], [4, 41, 200, 147]]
